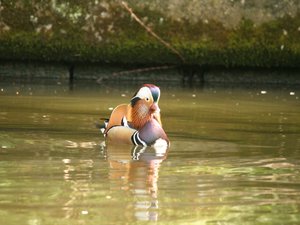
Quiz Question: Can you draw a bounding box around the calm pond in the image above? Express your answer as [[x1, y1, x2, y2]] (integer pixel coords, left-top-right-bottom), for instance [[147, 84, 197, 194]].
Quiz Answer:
[[0, 79, 300, 225]]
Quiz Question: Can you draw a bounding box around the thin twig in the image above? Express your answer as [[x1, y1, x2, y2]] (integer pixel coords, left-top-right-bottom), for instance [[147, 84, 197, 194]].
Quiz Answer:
[[121, 1, 185, 63]]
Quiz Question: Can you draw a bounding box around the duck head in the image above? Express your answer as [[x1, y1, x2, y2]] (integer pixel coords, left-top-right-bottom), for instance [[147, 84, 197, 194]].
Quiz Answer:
[[130, 84, 162, 130]]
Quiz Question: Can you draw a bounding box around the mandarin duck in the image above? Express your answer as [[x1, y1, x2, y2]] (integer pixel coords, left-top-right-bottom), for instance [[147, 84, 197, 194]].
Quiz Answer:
[[100, 84, 169, 147]]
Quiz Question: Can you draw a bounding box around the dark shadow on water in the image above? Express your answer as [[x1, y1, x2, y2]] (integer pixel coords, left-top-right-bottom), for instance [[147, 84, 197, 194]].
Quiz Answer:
[[1, 77, 300, 96]]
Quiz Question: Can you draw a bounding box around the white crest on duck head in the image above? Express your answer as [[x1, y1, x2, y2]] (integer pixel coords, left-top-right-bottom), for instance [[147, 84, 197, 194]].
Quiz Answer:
[[132, 87, 152, 101], [131, 84, 161, 105]]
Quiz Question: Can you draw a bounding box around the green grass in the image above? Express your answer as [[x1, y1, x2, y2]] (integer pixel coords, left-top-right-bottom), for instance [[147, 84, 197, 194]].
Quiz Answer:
[[0, 2, 300, 68]]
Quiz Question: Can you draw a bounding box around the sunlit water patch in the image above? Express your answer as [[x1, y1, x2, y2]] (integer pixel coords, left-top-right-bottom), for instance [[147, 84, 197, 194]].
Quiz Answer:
[[0, 80, 300, 225]]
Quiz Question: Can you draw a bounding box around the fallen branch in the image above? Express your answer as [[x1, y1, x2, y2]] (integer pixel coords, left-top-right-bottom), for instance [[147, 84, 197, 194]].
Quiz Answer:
[[96, 65, 176, 84], [121, 1, 186, 63]]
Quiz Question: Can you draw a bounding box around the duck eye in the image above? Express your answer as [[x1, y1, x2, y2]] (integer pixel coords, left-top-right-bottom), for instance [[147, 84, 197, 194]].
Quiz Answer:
[[145, 97, 150, 101]]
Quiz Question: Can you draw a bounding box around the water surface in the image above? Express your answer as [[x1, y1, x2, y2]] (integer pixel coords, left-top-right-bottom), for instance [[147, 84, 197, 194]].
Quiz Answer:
[[0, 80, 300, 225]]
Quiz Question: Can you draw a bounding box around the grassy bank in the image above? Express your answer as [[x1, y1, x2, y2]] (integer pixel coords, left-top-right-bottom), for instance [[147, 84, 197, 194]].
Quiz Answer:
[[0, 1, 299, 68]]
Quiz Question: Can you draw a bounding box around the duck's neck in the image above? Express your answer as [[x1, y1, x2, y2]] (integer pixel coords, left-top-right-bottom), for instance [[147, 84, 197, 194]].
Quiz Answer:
[[130, 103, 152, 130]]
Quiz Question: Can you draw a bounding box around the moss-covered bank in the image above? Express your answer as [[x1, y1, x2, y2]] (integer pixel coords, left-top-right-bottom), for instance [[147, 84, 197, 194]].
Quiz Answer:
[[0, 1, 300, 68]]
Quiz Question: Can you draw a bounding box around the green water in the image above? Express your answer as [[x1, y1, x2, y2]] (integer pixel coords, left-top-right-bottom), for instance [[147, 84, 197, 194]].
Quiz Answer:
[[0, 80, 300, 225]]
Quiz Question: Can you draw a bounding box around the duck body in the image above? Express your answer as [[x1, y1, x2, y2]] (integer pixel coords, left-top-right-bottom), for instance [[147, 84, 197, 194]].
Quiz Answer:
[[137, 119, 168, 146], [101, 84, 169, 147]]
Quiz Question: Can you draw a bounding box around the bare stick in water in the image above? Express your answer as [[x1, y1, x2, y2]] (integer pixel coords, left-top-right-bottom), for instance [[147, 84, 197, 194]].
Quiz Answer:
[[121, 1, 186, 63], [96, 65, 175, 84]]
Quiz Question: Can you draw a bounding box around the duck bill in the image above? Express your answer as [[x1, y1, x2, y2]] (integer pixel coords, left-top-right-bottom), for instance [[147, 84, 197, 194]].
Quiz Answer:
[[150, 103, 162, 126], [154, 112, 162, 126]]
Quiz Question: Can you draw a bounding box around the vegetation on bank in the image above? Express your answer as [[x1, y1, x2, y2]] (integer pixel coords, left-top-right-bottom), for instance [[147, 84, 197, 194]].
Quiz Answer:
[[0, 1, 299, 68]]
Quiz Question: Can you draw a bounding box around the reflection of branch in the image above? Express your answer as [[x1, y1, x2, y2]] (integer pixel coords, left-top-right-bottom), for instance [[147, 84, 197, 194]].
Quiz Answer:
[[121, 1, 185, 63]]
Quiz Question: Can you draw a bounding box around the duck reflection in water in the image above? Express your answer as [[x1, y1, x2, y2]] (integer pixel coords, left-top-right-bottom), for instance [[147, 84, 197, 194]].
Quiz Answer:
[[101, 142, 168, 221]]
